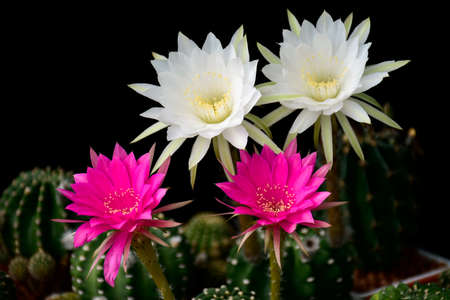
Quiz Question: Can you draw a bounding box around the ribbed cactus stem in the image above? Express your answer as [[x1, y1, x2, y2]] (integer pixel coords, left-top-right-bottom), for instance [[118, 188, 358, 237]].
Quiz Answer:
[[132, 233, 175, 300], [327, 164, 344, 247], [269, 233, 282, 300], [238, 215, 262, 262]]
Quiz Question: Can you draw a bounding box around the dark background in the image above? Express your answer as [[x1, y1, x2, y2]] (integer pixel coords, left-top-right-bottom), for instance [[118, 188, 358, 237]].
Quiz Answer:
[[2, 3, 448, 256]]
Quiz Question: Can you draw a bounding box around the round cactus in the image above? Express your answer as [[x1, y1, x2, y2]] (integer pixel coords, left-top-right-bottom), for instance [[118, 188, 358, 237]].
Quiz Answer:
[[28, 250, 56, 281], [192, 285, 256, 300], [0, 167, 73, 264], [1, 270, 16, 300], [184, 213, 232, 260], [226, 228, 355, 299], [8, 256, 29, 282], [371, 282, 450, 300], [71, 227, 192, 300], [45, 292, 80, 300]]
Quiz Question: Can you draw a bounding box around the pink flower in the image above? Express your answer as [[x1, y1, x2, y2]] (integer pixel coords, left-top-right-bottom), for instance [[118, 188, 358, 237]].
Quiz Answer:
[[54, 143, 190, 286], [216, 139, 345, 267]]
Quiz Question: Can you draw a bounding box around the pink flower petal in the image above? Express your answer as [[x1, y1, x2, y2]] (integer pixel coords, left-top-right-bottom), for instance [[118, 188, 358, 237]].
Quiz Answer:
[[141, 219, 182, 228], [239, 150, 251, 164], [113, 143, 128, 160], [284, 138, 298, 158], [273, 225, 282, 268], [249, 154, 272, 187], [280, 220, 297, 233], [96, 154, 111, 172], [51, 219, 85, 223], [123, 153, 137, 176], [313, 163, 331, 178], [74, 173, 88, 183], [291, 165, 313, 191], [140, 230, 169, 247], [109, 158, 131, 189], [303, 220, 331, 228], [87, 168, 114, 195], [286, 154, 302, 185], [309, 191, 331, 208], [286, 210, 314, 224], [272, 154, 288, 186], [261, 145, 276, 165], [73, 222, 91, 248], [291, 231, 309, 257], [157, 156, 171, 174], [148, 143, 156, 169], [88, 232, 116, 277], [232, 223, 261, 239], [302, 152, 317, 167], [147, 188, 168, 210], [132, 163, 148, 195], [313, 201, 347, 211], [90, 147, 98, 168], [216, 182, 254, 206], [152, 200, 193, 214], [104, 231, 130, 286], [122, 234, 133, 272]]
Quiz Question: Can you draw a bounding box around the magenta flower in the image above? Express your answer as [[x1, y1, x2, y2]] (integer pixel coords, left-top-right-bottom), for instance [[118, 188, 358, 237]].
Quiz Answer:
[[216, 139, 344, 267], [54, 143, 190, 286]]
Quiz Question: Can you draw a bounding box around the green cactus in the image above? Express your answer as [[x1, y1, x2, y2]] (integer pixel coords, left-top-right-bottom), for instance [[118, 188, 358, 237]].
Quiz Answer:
[[8, 256, 29, 282], [184, 213, 233, 260], [1, 270, 17, 300], [192, 285, 256, 300], [0, 168, 73, 264], [28, 250, 56, 281], [45, 292, 80, 300], [71, 227, 192, 300], [226, 228, 355, 299], [338, 128, 419, 270], [371, 282, 450, 300]]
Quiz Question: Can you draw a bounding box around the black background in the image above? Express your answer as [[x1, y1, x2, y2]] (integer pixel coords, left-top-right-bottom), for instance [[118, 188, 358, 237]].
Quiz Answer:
[[2, 3, 448, 257]]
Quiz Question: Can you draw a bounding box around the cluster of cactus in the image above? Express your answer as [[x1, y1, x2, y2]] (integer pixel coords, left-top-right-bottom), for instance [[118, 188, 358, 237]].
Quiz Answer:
[[0, 168, 74, 298], [371, 282, 450, 300], [226, 227, 356, 299], [0, 168, 73, 263], [192, 285, 256, 300], [337, 128, 419, 270], [70, 226, 193, 300]]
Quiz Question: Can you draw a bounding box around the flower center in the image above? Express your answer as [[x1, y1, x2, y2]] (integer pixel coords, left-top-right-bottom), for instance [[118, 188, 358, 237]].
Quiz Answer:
[[184, 72, 233, 124], [104, 188, 140, 216], [303, 73, 339, 102], [256, 184, 296, 215]]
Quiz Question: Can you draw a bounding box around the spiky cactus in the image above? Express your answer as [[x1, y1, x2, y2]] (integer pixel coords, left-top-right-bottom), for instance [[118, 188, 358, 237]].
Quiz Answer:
[[184, 213, 233, 260], [0, 168, 73, 264], [71, 227, 192, 300], [226, 228, 355, 299], [1, 270, 16, 300], [193, 285, 256, 300], [338, 128, 419, 271], [371, 282, 450, 300]]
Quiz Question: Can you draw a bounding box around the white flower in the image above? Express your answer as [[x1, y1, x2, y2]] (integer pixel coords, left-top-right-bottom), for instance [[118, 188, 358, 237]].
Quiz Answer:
[[130, 28, 278, 185], [258, 11, 408, 162]]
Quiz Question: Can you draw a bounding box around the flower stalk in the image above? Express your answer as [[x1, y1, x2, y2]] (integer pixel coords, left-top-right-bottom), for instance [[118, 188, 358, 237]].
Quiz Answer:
[[269, 231, 282, 300], [132, 233, 175, 300]]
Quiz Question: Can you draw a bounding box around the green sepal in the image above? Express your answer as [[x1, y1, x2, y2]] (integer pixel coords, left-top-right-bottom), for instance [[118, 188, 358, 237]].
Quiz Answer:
[[262, 106, 295, 127], [257, 94, 304, 106], [245, 113, 272, 139], [243, 120, 281, 154], [151, 138, 186, 173], [336, 112, 364, 161], [131, 122, 168, 144], [256, 43, 281, 64], [320, 115, 333, 164], [353, 93, 383, 110], [354, 100, 402, 130], [287, 9, 301, 36], [344, 13, 353, 38]]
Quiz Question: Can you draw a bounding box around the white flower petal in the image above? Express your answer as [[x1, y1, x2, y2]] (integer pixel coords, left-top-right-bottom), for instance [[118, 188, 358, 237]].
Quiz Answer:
[[140, 107, 164, 119], [202, 32, 222, 54], [178, 32, 200, 56], [353, 72, 388, 94], [222, 125, 248, 149], [341, 99, 371, 124], [349, 18, 370, 45], [128, 83, 165, 104], [289, 110, 321, 134], [316, 10, 334, 33]]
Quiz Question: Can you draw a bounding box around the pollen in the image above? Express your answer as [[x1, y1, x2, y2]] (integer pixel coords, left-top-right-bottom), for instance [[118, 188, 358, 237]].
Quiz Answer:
[[104, 188, 140, 216], [256, 184, 296, 215], [184, 71, 233, 124], [303, 73, 339, 102]]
